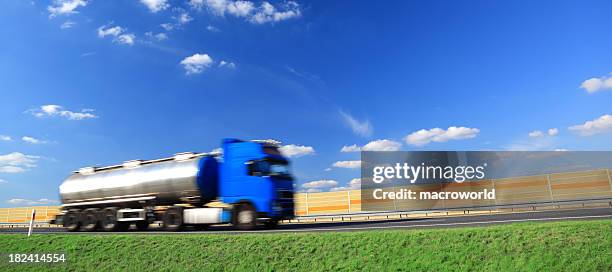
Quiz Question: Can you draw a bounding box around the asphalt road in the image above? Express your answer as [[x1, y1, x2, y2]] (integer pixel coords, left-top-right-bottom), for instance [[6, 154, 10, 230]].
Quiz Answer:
[[2, 207, 611, 234]]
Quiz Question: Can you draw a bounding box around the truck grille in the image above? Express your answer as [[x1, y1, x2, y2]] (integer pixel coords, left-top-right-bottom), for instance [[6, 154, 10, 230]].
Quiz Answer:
[[277, 190, 293, 199], [280, 201, 294, 211]]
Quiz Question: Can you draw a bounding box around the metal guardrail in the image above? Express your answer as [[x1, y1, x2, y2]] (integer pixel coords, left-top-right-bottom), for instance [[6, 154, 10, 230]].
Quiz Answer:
[[285, 197, 612, 223], [0, 222, 60, 228]]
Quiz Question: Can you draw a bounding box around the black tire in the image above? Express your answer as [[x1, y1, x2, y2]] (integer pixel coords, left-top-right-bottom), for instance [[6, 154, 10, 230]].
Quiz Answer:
[[263, 219, 279, 229], [63, 210, 81, 232], [135, 221, 149, 231], [82, 209, 100, 232], [163, 206, 184, 231], [116, 222, 131, 232], [233, 203, 257, 230], [192, 224, 210, 231], [100, 207, 122, 232]]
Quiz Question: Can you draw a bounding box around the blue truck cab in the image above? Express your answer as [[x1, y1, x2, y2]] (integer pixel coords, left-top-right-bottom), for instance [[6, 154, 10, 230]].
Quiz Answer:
[[220, 139, 295, 227]]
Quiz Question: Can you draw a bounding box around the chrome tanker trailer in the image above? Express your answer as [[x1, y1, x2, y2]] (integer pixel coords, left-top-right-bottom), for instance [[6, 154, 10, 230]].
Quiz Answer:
[[52, 139, 295, 231]]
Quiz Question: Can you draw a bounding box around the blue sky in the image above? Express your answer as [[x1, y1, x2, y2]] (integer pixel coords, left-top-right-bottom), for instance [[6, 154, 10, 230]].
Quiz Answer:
[[1, 0, 611, 206]]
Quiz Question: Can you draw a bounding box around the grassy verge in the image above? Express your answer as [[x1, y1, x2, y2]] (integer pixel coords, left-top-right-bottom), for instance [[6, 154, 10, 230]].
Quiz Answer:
[[0, 219, 611, 271]]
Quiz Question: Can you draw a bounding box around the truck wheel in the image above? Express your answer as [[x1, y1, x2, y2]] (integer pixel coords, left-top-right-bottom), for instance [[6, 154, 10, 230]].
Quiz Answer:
[[117, 222, 130, 231], [234, 204, 257, 230], [264, 219, 279, 229], [135, 221, 149, 231], [63, 210, 81, 232], [163, 206, 184, 231], [82, 209, 100, 231], [100, 207, 122, 232]]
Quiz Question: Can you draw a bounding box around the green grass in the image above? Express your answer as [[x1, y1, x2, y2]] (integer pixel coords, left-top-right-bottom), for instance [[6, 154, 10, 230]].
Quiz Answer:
[[0, 219, 611, 271]]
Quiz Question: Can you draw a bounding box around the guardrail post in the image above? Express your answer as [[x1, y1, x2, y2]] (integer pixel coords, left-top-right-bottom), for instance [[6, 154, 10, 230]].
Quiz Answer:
[[546, 174, 555, 206], [347, 191, 351, 213], [607, 169, 612, 192], [440, 183, 446, 211], [392, 184, 397, 211], [305, 192, 309, 216], [492, 178, 498, 206]]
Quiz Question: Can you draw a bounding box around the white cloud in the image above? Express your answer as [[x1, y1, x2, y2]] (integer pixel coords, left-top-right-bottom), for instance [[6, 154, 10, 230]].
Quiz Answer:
[[206, 25, 220, 32], [0, 135, 11, 141], [22, 136, 46, 144], [0, 166, 26, 173], [0, 152, 39, 167], [116, 33, 135, 45], [362, 139, 401, 151], [0, 179, 6, 184], [528, 130, 544, 138], [404, 126, 479, 146], [219, 60, 236, 69], [195, 0, 300, 24], [302, 179, 338, 189], [341, 144, 361, 152], [155, 10, 193, 33], [569, 114, 612, 136], [180, 53, 214, 74], [250, 1, 301, 24], [155, 33, 168, 41], [98, 25, 123, 37], [178, 12, 193, 24], [30, 105, 97, 120], [160, 23, 174, 31], [146, 32, 168, 41], [199, 0, 254, 16], [285, 66, 322, 83], [7, 198, 59, 205], [228, 0, 255, 17], [81, 52, 96, 57], [48, 0, 87, 17], [189, 0, 205, 9], [580, 74, 612, 93], [529, 128, 558, 138], [60, 20, 76, 29], [97, 24, 136, 45], [279, 144, 314, 158], [332, 160, 361, 169], [339, 111, 372, 137], [330, 178, 361, 191], [505, 137, 558, 151], [0, 152, 40, 173], [140, 0, 169, 13], [341, 140, 402, 152]]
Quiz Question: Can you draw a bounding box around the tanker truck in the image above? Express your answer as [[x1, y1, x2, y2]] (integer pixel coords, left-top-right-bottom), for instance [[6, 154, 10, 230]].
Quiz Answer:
[[52, 139, 295, 231]]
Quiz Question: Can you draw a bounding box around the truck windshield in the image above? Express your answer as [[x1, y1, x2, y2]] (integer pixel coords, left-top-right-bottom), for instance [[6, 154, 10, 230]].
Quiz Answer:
[[248, 159, 292, 179]]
